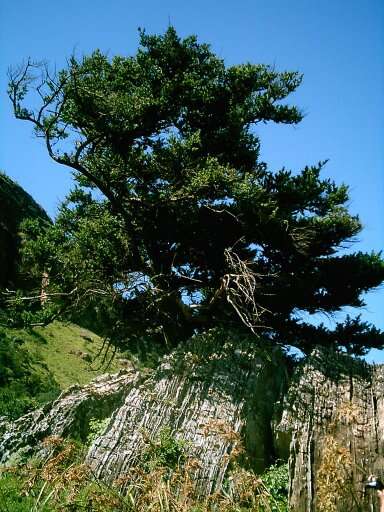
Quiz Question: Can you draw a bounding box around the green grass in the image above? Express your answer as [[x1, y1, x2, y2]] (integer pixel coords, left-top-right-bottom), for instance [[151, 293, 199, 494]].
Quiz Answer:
[[0, 321, 129, 420], [0, 471, 41, 512], [21, 321, 124, 389]]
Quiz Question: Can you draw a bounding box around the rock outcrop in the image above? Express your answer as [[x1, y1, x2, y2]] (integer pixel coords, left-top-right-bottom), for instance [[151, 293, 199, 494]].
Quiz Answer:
[[0, 330, 288, 498], [0, 370, 139, 464], [275, 349, 384, 511], [86, 331, 287, 497], [2, 336, 384, 511]]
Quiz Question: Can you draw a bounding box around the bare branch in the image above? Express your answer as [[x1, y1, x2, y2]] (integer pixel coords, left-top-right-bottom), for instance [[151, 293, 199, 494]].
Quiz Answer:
[[204, 204, 241, 223], [221, 248, 274, 333], [7, 60, 147, 270], [3, 287, 79, 305]]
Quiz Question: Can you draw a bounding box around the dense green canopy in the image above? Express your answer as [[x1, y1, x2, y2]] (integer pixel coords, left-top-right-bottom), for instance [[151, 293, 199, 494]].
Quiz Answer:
[[8, 28, 384, 354]]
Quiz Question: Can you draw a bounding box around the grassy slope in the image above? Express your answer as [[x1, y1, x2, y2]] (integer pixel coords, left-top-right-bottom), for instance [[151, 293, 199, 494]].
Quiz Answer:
[[0, 321, 129, 420], [12, 321, 126, 390]]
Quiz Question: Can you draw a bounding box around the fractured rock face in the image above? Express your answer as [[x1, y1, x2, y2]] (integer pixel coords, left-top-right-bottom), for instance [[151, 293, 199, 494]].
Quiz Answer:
[[0, 330, 288, 499], [0, 370, 139, 465], [6, 333, 384, 510], [275, 349, 384, 512], [86, 331, 287, 497]]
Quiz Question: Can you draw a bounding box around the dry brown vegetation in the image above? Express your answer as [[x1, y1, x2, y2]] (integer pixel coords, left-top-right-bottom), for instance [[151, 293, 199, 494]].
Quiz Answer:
[[316, 402, 363, 512], [0, 432, 288, 511]]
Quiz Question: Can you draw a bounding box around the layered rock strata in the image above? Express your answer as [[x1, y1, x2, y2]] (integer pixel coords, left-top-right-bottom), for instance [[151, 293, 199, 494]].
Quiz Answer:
[[0, 331, 287, 498], [0, 370, 138, 464], [86, 332, 287, 497], [3, 337, 384, 511]]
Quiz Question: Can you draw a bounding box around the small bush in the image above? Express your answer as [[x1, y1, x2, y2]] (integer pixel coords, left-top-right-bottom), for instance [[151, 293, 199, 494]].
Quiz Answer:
[[0, 386, 37, 419], [260, 462, 289, 511], [141, 427, 187, 472], [86, 417, 110, 445]]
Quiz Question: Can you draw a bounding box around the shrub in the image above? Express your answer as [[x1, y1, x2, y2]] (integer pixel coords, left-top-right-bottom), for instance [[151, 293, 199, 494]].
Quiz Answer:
[[141, 427, 187, 472]]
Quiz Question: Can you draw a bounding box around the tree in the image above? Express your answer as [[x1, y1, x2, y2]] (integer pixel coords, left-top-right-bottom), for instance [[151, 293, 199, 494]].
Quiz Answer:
[[7, 27, 384, 355]]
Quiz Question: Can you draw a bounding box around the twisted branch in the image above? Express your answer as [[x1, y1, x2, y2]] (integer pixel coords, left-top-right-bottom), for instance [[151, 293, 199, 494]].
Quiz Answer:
[[222, 248, 273, 333]]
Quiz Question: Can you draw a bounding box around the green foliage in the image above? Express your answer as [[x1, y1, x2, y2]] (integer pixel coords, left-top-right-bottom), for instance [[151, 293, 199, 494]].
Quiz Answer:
[[0, 171, 51, 292], [86, 417, 110, 446], [0, 322, 129, 420], [141, 428, 187, 472], [260, 462, 289, 511], [4, 292, 59, 329], [8, 27, 384, 354], [0, 471, 43, 512]]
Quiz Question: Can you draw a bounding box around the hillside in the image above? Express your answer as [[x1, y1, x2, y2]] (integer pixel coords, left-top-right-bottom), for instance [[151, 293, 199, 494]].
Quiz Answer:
[[12, 321, 127, 387], [0, 171, 136, 421], [0, 171, 51, 289], [0, 321, 129, 420]]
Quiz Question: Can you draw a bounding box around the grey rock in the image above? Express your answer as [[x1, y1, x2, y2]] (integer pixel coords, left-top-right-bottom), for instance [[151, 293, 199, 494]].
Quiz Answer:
[[0, 370, 139, 465], [6, 336, 384, 510], [275, 349, 384, 511], [86, 332, 287, 497]]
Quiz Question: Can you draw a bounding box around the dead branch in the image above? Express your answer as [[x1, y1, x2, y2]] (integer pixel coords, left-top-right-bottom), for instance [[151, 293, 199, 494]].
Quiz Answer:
[[7, 60, 146, 270], [3, 287, 79, 305], [222, 248, 274, 333], [204, 204, 241, 223]]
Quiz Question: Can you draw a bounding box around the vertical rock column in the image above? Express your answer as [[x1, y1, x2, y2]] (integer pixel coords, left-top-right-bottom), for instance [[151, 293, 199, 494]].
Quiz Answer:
[[275, 350, 384, 512], [86, 331, 288, 497]]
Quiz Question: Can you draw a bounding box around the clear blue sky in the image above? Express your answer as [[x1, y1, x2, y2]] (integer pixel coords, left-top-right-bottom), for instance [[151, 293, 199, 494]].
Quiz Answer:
[[1, 0, 383, 360]]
